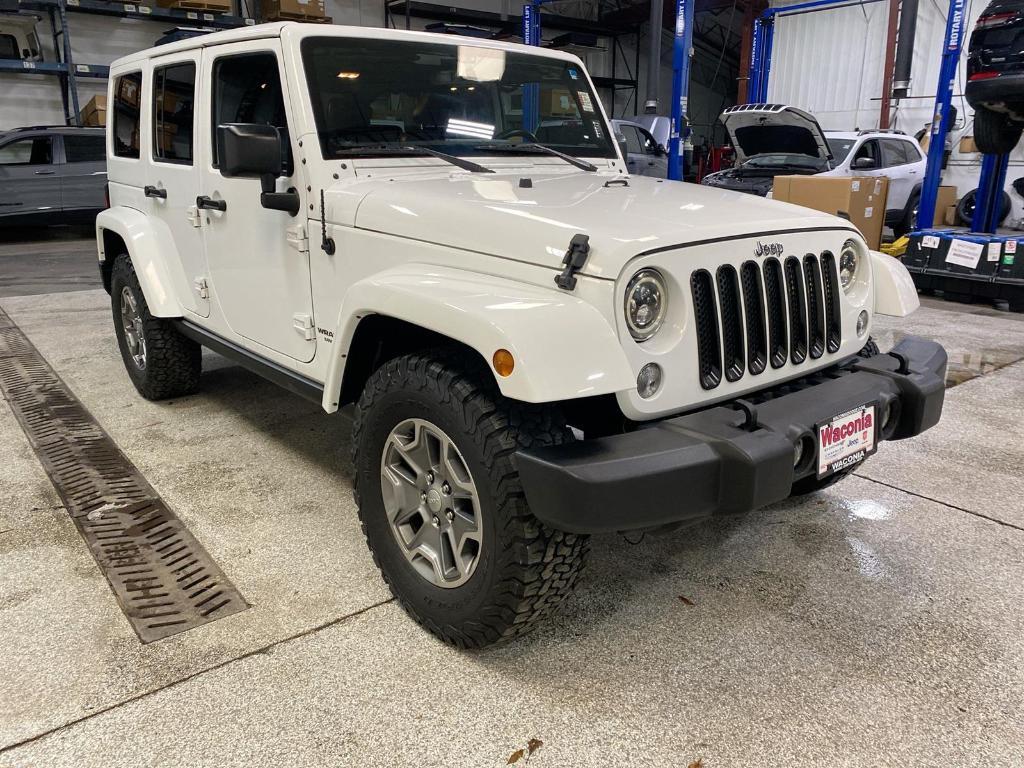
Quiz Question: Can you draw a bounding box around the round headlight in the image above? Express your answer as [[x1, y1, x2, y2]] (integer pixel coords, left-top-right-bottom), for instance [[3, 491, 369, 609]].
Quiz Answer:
[[625, 269, 667, 341], [839, 240, 860, 292]]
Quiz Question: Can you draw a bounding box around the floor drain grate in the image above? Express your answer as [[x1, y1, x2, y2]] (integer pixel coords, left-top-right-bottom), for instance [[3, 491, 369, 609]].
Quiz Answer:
[[0, 308, 248, 643]]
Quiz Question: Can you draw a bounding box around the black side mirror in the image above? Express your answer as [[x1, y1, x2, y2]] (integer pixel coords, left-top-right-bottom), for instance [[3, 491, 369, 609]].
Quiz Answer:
[[656, 143, 668, 156], [852, 156, 876, 170], [217, 123, 283, 178], [216, 123, 299, 216]]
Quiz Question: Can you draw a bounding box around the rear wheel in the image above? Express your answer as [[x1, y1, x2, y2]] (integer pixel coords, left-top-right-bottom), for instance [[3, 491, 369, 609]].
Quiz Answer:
[[110, 254, 201, 400], [894, 191, 920, 238], [973, 106, 1023, 155], [352, 351, 589, 648]]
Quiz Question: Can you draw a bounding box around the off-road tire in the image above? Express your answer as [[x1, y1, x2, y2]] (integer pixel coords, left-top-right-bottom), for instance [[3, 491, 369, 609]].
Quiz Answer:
[[791, 337, 880, 496], [973, 106, 1023, 156], [110, 254, 201, 400], [351, 351, 589, 648]]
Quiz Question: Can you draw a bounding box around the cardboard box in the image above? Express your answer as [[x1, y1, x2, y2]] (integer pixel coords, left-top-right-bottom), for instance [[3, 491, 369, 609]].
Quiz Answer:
[[79, 94, 106, 127], [258, 0, 325, 19], [115, 76, 140, 108], [772, 175, 889, 250], [934, 185, 958, 226], [155, 0, 230, 12], [944, 205, 958, 226], [959, 135, 978, 154]]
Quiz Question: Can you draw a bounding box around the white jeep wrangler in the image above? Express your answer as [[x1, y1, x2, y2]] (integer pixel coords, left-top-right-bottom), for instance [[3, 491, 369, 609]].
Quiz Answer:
[[97, 23, 947, 648]]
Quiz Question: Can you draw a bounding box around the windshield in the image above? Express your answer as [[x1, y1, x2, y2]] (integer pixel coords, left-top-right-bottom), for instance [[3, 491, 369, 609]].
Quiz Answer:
[[826, 138, 855, 163], [744, 153, 826, 169], [301, 37, 615, 160]]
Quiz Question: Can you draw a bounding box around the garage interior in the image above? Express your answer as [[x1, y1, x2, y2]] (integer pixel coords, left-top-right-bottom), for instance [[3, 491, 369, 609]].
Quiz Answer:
[[2, 0, 1024, 764]]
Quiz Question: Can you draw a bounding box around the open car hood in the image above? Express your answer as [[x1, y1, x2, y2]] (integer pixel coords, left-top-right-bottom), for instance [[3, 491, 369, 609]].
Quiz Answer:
[[719, 104, 832, 164]]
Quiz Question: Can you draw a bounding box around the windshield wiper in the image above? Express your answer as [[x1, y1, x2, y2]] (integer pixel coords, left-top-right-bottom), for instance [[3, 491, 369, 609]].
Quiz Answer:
[[332, 145, 494, 174], [475, 142, 598, 172]]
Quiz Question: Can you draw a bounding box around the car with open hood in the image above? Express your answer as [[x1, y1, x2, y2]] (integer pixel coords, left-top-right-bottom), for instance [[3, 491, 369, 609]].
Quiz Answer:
[[96, 24, 946, 648], [702, 104, 927, 235]]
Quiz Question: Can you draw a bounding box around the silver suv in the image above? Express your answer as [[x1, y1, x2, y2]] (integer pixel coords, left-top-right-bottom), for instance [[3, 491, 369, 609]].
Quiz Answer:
[[0, 126, 107, 227]]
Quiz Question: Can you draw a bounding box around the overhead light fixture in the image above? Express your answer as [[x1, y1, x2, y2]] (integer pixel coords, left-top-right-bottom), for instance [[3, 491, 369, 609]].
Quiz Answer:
[[337, 71, 360, 79], [446, 118, 495, 139]]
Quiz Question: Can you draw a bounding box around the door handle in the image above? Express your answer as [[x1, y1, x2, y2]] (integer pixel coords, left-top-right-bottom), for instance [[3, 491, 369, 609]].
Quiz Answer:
[[34, 170, 55, 175], [144, 185, 167, 199], [196, 195, 226, 212]]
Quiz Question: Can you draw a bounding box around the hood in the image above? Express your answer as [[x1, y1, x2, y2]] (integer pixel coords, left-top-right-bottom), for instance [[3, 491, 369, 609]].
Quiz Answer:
[[342, 169, 849, 280], [719, 104, 832, 164]]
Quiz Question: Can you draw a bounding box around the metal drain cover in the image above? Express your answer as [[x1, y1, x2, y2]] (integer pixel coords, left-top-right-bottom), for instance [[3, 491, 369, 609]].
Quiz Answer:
[[0, 308, 248, 643]]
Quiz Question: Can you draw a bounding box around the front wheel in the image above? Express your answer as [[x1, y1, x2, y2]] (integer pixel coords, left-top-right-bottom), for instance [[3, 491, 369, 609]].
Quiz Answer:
[[110, 254, 201, 400], [351, 351, 589, 648]]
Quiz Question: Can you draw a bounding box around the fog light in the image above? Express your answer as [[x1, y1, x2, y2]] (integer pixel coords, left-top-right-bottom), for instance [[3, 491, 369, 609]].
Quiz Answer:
[[637, 363, 662, 399], [856, 310, 869, 337], [793, 439, 804, 468]]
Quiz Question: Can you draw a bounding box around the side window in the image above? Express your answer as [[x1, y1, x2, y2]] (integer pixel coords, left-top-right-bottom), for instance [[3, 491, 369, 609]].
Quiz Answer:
[[623, 126, 643, 154], [880, 139, 906, 168], [211, 52, 291, 170], [638, 127, 659, 154], [852, 140, 878, 168], [153, 61, 196, 164], [0, 136, 53, 165], [64, 135, 106, 163], [901, 140, 923, 163], [0, 34, 18, 59], [113, 72, 143, 159]]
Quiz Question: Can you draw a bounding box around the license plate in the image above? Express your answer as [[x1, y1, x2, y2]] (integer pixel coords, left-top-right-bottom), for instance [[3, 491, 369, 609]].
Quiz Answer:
[[816, 404, 877, 478]]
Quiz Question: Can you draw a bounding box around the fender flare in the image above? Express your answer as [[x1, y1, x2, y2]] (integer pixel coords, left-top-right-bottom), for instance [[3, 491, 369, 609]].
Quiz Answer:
[[96, 207, 184, 317], [870, 250, 919, 317], [321, 264, 635, 410]]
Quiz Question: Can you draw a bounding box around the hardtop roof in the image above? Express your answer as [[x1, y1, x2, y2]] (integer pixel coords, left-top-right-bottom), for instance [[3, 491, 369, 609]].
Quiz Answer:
[[109, 21, 583, 70]]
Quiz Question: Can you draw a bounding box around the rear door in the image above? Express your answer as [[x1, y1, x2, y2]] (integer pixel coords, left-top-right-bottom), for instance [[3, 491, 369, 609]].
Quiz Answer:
[[148, 51, 209, 317], [59, 132, 107, 216], [0, 134, 59, 223], [878, 138, 917, 210]]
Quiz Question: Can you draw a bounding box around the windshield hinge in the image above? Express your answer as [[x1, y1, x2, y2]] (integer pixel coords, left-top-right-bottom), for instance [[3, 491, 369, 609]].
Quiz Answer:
[[186, 205, 202, 228], [287, 223, 309, 253], [554, 233, 591, 291], [292, 312, 315, 341], [193, 277, 208, 299]]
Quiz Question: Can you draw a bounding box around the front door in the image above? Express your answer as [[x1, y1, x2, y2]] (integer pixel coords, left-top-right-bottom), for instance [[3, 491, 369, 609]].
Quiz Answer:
[[197, 42, 314, 362], [148, 51, 209, 317], [0, 134, 60, 224]]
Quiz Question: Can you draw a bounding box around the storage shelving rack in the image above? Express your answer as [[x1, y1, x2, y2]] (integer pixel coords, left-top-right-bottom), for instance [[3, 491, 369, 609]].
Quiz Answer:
[[0, 0, 253, 125]]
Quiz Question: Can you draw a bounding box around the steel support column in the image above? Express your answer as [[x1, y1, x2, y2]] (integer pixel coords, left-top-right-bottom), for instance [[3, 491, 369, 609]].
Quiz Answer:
[[970, 152, 1011, 233], [916, 0, 967, 230], [667, 0, 694, 180]]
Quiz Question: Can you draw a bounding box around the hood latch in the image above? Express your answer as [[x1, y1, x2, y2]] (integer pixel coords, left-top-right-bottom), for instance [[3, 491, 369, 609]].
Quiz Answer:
[[554, 233, 591, 291]]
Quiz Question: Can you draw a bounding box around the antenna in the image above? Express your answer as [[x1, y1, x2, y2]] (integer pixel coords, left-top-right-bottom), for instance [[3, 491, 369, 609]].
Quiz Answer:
[[320, 189, 335, 255]]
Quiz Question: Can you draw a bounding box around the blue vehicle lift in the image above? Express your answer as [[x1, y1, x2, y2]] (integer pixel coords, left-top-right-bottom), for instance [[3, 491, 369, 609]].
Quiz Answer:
[[521, 0, 694, 180]]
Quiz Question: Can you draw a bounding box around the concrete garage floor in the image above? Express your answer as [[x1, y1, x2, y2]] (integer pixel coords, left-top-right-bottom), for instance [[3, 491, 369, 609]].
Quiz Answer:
[[1, 240, 1024, 767]]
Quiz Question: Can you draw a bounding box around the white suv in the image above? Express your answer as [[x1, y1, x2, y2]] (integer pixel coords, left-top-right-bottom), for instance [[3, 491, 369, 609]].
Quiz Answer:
[[97, 24, 947, 647], [702, 105, 928, 236]]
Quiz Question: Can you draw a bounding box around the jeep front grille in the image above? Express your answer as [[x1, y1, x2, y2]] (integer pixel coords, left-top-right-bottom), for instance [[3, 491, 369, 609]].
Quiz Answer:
[[691, 253, 843, 390]]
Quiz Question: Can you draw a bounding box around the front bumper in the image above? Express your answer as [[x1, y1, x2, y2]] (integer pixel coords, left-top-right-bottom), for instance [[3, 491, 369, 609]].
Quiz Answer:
[[517, 336, 946, 534]]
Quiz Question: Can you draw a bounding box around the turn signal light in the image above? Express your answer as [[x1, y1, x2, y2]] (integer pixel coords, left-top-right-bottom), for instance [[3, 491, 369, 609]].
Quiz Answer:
[[493, 349, 515, 377]]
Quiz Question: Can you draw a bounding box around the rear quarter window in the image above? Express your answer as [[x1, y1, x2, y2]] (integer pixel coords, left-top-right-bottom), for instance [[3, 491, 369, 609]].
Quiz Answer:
[[113, 72, 143, 159]]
